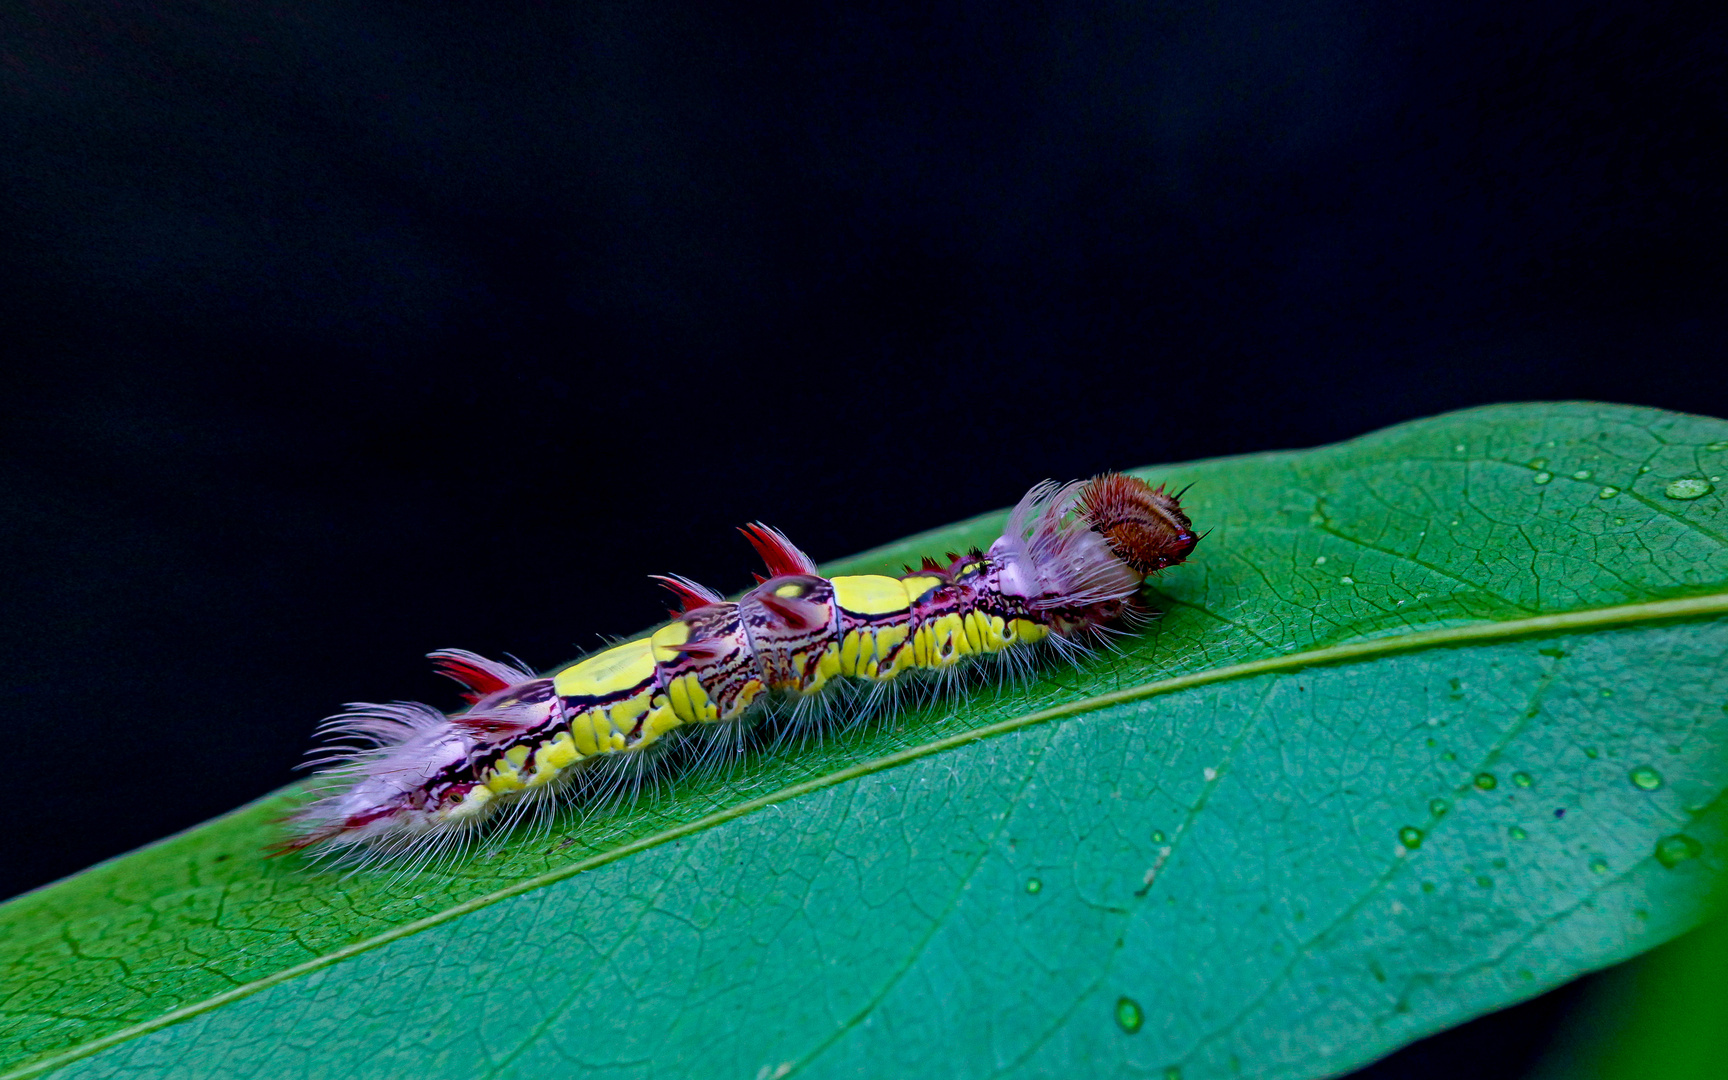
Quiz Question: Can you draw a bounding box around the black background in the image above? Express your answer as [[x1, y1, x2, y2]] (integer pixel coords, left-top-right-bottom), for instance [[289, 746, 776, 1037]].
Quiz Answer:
[[1, 2, 1722, 1074]]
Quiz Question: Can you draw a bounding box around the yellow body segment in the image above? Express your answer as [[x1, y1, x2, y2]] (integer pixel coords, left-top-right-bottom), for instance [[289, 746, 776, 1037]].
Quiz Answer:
[[838, 628, 866, 676], [813, 642, 843, 689], [485, 760, 525, 794], [535, 731, 581, 774], [649, 622, 690, 664], [899, 575, 943, 603], [830, 575, 914, 616], [872, 623, 913, 678], [918, 612, 976, 668], [555, 638, 657, 698], [642, 695, 681, 741], [610, 690, 650, 730], [668, 672, 721, 723]]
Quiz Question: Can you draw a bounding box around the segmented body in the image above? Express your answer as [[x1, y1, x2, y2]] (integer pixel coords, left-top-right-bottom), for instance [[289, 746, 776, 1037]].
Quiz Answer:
[[289, 474, 1197, 859]]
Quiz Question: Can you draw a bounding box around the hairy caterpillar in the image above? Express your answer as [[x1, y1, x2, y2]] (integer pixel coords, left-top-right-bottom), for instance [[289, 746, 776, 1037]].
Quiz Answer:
[[287, 473, 1197, 863]]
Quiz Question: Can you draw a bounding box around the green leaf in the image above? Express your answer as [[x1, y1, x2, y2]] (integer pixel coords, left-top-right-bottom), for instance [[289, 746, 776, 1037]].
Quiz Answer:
[[4, 402, 1726, 1080]]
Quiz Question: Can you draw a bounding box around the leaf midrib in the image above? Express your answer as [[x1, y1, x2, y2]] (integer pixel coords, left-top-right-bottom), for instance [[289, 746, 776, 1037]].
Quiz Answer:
[[8, 590, 1728, 1080]]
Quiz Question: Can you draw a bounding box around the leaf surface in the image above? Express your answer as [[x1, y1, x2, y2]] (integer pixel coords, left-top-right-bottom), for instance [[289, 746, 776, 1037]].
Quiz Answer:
[[3, 402, 1726, 1079]]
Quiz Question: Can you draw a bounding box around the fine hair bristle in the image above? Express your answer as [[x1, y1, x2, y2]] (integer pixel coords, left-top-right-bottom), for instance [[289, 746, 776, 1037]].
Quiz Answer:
[[1075, 473, 1199, 574]]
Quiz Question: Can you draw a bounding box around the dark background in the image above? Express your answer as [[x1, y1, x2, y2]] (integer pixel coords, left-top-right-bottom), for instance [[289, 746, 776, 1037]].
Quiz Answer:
[[1, 1, 1722, 1074]]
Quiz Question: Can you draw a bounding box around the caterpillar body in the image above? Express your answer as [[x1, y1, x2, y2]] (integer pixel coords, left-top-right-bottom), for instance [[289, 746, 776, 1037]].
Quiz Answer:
[[288, 473, 1197, 862]]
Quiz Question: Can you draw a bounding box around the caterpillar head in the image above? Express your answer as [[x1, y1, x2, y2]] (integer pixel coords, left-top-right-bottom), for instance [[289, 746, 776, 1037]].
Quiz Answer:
[[1076, 473, 1199, 575]]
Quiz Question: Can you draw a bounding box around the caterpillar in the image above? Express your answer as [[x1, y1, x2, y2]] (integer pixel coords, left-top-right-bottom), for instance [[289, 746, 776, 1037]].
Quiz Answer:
[[286, 473, 1197, 863]]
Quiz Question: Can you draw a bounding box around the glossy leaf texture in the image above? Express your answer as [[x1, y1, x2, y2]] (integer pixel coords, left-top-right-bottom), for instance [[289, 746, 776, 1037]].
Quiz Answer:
[[3, 402, 1726, 1080]]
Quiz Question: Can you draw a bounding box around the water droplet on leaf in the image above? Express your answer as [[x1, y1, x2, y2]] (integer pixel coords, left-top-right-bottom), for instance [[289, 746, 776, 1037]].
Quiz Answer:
[[1474, 772, 1498, 791], [1026, 878, 1043, 894], [1151, 830, 1166, 843], [1598, 486, 1619, 499], [1527, 458, 1547, 469], [1590, 857, 1609, 874], [1509, 826, 1527, 840], [1707, 441, 1728, 452], [1313, 555, 1327, 565], [1571, 470, 1592, 480], [1429, 798, 1450, 816], [1533, 472, 1554, 485], [1115, 997, 1144, 1034], [1399, 827, 1424, 849], [1655, 834, 1703, 868], [1512, 771, 1533, 788], [1629, 766, 1663, 791], [1664, 478, 1714, 500]]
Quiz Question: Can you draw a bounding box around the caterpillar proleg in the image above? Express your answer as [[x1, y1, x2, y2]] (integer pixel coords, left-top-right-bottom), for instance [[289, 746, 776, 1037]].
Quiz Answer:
[[287, 474, 1198, 863]]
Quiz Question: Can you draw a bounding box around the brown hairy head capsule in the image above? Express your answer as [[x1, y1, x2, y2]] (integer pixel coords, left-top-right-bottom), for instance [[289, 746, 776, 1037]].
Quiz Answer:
[[1076, 473, 1199, 574]]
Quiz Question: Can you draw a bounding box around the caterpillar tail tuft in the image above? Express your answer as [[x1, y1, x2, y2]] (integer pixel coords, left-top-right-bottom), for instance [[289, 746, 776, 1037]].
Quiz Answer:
[[284, 473, 1198, 863]]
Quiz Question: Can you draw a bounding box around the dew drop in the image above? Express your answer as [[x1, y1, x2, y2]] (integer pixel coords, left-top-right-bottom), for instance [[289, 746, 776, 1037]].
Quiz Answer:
[[1583, 746, 1600, 759], [1151, 830, 1167, 843], [1025, 877, 1043, 894], [1629, 766, 1664, 791], [1399, 826, 1424, 849], [1474, 772, 1498, 791], [1527, 458, 1547, 469], [1512, 771, 1533, 788], [1429, 798, 1450, 816], [1598, 486, 1619, 499], [1664, 478, 1714, 500], [1454, 444, 1466, 453], [1115, 996, 1144, 1034], [1572, 470, 1592, 480], [1590, 857, 1609, 874], [1340, 575, 1355, 585], [1638, 464, 1652, 473], [1655, 834, 1703, 869], [1532, 471, 1554, 485], [1314, 555, 1327, 565], [1708, 441, 1728, 452], [1509, 826, 1527, 840]]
